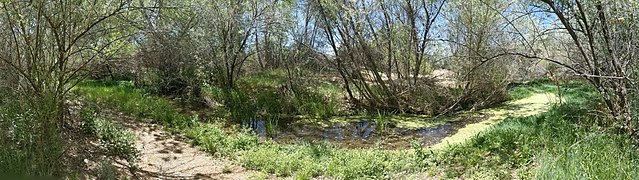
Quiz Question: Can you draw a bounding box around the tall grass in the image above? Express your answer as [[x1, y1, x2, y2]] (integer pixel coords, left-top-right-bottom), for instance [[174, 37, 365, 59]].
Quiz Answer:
[[77, 81, 424, 178], [0, 93, 62, 176], [77, 79, 636, 179], [202, 70, 342, 121], [374, 111, 388, 133], [76, 81, 195, 129]]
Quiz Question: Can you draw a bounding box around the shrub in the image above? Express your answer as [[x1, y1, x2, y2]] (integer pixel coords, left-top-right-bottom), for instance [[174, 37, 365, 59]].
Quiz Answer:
[[184, 124, 258, 156], [0, 94, 62, 176], [80, 106, 140, 164]]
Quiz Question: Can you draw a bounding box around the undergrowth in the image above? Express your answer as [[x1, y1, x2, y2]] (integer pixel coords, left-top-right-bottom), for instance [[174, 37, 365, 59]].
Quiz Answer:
[[76, 81, 195, 129], [0, 94, 62, 176], [76, 80, 422, 178], [76, 79, 639, 179], [436, 80, 639, 179], [80, 105, 140, 165], [202, 70, 343, 122]]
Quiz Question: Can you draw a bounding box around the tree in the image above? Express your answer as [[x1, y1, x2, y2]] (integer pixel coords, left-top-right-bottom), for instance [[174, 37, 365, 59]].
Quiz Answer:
[[0, 0, 132, 174], [535, 0, 638, 136], [444, 0, 511, 110], [198, 0, 279, 90], [313, 0, 446, 112], [134, 0, 202, 96]]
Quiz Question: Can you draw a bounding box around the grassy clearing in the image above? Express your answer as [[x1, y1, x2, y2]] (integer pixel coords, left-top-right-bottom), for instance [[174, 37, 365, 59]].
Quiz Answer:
[[76, 79, 639, 179], [435, 80, 639, 179], [76, 81, 425, 178], [508, 79, 562, 100]]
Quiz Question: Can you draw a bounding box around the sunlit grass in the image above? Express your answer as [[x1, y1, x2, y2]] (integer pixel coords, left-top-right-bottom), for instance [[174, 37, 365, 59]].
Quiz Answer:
[[238, 69, 288, 88], [76, 81, 194, 129], [75, 80, 424, 178], [435, 80, 639, 179], [76, 79, 634, 179]]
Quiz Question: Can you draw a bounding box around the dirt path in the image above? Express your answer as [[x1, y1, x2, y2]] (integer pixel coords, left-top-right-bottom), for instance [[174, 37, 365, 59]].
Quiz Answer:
[[101, 92, 557, 179], [113, 113, 254, 179], [430, 93, 559, 150]]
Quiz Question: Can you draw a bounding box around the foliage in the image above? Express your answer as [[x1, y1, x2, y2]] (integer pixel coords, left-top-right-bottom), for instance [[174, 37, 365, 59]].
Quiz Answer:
[[0, 1, 131, 176], [97, 160, 118, 180], [76, 81, 195, 129], [312, 0, 448, 112], [80, 105, 140, 164], [0, 93, 62, 176], [76, 81, 422, 178], [446, 0, 512, 110], [434, 81, 639, 179], [202, 70, 343, 121], [534, 0, 638, 135], [3, 0, 639, 178], [78, 77, 639, 179], [134, 8, 202, 97], [239, 142, 416, 179], [184, 124, 258, 156]]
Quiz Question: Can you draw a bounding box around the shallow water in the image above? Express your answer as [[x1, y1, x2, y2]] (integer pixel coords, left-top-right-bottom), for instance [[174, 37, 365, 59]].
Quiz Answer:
[[241, 114, 488, 149], [234, 92, 556, 149]]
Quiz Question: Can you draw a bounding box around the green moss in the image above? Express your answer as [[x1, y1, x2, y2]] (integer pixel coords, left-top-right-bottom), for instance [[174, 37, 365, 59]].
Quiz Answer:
[[431, 93, 559, 150], [290, 114, 449, 129]]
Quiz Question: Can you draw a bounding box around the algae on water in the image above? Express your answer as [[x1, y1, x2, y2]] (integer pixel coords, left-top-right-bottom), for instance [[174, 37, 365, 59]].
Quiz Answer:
[[430, 93, 560, 150]]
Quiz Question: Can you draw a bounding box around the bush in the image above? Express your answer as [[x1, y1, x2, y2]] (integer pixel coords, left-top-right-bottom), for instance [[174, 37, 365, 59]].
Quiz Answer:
[[0, 94, 63, 176], [293, 88, 339, 119], [225, 90, 257, 122], [135, 32, 202, 98], [184, 124, 258, 156], [81, 106, 140, 164]]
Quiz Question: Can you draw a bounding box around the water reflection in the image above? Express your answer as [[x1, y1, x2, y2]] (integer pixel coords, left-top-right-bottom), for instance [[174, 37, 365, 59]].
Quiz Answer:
[[241, 115, 486, 149]]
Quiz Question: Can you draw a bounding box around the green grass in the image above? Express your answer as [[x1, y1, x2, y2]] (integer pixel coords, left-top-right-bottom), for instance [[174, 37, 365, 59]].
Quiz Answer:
[[0, 93, 63, 176], [507, 79, 559, 100], [76, 81, 424, 178], [201, 69, 344, 121], [76, 81, 195, 129], [239, 142, 418, 179], [184, 120, 423, 179], [80, 105, 140, 164], [239, 69, 288, 88], [76, 79, 639, 179], [436, 80, 639, 179]]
